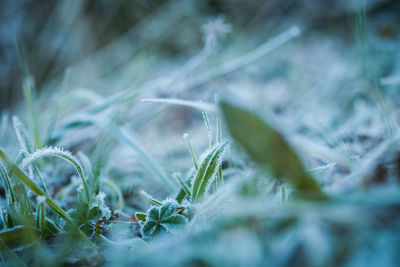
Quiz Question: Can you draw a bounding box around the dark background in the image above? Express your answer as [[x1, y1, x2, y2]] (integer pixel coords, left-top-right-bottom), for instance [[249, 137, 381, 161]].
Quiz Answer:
[[0, 0, 399, 110]]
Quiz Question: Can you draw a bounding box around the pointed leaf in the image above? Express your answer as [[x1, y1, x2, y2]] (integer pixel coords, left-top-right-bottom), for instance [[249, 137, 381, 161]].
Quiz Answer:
[[191, 140, 229, 202], [219, 100, 326, 200]]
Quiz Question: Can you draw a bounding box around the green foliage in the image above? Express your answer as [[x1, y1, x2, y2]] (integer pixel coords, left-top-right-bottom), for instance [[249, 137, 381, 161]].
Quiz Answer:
[[140, 200, 187, 239], [68, 192, 110, 235], [21, 146, 90, 201], [0, 147, 94, 247], [191, 140, 229, 202], [202, 109, 213, 147], [135, 212, 147, 223], [1, 3, 400, 265], [12, 116, 33, 154]]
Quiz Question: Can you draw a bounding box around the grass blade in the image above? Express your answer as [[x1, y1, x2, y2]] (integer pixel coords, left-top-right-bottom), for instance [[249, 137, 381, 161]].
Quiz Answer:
[[16, 40, 41, 150], [141, 98, 216, 112], [183, 133, 198, 170], [36, 198, 46, 236], [174, 173, 191, 196], [0, 164, 15, 203], [12, 116, 33, 154], [191, 140, 229, 202], [140, 190, 162, 206], [21, 147, 90, 202], [101, 178, 124, 210], [202, 108, 213, 147]]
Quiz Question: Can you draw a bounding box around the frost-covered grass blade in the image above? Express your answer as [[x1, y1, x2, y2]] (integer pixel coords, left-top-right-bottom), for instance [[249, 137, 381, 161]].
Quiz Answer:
[[191, 140, 229, 202]]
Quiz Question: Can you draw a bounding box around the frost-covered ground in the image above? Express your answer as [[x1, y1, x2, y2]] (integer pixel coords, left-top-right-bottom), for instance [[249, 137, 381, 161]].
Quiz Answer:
[[1, 1, 400, 266]]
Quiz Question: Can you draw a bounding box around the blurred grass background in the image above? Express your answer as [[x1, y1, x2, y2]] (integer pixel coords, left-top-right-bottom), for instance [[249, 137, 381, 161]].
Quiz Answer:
[[1, 1, 400, 265], [1, 0, 399, 109]]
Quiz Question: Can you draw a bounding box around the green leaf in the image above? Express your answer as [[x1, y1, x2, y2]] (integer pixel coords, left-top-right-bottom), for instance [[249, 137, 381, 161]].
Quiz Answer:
[[141, 201, 187, 239], [191, 140, 229, 202], [0, 226, 39, 248], [219, 100, 326, 200], [135, 212, 147, 223]]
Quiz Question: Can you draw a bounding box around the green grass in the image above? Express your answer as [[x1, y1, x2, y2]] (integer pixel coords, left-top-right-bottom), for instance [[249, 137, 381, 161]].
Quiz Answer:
[[1, 5, 400, 266]]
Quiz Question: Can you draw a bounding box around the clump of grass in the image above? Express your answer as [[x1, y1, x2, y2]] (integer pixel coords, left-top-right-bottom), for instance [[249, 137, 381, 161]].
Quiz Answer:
[[21, 146, 90, 201], [1, 4, 400, 266]]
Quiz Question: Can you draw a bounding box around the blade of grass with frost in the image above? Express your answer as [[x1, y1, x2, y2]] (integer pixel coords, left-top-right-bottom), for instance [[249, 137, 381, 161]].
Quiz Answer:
[[0, 148, 94, 247], [36, 197, 46, 236], [44, 104, 58, 146], [13, 183, 35, 226], [0, 164, 15, 203], [21, 147, 90, 202], [215, 114, 223, 188], [174, 173, 191, 197], [16, 41, 42, 149], [86, 89, 140, 114], [13, 116, 33, 154], [23, 76, 41, 149], [74, 88, 105, 103], [22, 155, 49, 196], [48, 88, 103, 123], [13, 117, 50, 194], [219, 100, 326, 200], [101, 178, 124, 210], [177, 26, 301, 91], [191, 140, 229, 202], [202, 108, 213, 147], [183, 133, 198, 170], [141, 98, 216, 113], [175, 168, 195, 203], [140, 190, 162, 206]]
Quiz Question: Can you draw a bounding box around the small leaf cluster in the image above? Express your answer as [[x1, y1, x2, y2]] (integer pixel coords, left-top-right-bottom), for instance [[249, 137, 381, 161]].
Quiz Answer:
[[140, 200, 187, 239]]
